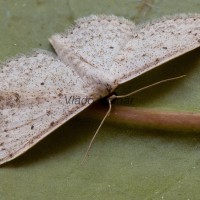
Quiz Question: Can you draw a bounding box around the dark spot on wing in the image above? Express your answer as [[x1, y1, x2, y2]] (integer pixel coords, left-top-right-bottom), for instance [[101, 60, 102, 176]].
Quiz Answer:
[[50, 122, 55, 126], [47, 110, 51, 116], [58, 93, 63, 97], [14, 93, 20, 102]]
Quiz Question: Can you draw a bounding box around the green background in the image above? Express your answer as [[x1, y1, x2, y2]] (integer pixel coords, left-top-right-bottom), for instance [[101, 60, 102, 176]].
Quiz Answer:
[[0, 0, 200, 199]]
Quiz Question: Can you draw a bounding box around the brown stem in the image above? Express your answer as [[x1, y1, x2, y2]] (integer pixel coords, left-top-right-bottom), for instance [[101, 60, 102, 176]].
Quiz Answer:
[[80, 104, 200, 132]]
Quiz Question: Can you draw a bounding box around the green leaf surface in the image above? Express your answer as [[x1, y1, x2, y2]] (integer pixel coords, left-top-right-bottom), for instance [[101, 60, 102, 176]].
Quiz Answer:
[[0, 0, 200, 199]]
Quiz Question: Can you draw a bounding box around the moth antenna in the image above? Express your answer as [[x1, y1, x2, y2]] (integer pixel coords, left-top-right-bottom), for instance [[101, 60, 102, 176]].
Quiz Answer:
[[116, 75, 186, 99], [81, 75, 185, 164], [81, 98, 113, 164]]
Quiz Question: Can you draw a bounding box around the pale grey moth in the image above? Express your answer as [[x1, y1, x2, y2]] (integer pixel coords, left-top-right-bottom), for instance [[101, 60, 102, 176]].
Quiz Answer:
[[0, 14, 200, 165]]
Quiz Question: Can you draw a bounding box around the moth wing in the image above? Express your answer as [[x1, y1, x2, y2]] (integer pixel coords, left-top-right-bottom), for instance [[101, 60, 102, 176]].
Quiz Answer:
[[113, 14, 200, 84], [0, 50, 96, 165], [49, 14, 200, 87], [49, 15, 135, 83]]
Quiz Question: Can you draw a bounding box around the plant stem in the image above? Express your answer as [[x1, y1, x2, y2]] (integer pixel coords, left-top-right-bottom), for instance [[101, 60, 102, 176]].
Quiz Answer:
[[81, 104, 200, 132]]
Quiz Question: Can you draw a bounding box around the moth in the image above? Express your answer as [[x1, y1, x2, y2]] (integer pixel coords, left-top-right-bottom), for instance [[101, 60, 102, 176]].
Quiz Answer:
[[0, 14, 200, 165]]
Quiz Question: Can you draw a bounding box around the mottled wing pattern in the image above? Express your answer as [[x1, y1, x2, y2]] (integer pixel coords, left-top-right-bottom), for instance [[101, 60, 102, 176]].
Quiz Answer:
[[49, 15, 135, 84], [114, 14, 200, 84], [1, 14, 200, 165], [50, 14, 200, 87], [0, 50, 95, 164]]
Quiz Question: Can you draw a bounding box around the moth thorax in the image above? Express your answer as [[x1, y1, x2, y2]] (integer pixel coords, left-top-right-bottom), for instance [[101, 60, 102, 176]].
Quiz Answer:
[[84, 74, 117, 98]]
